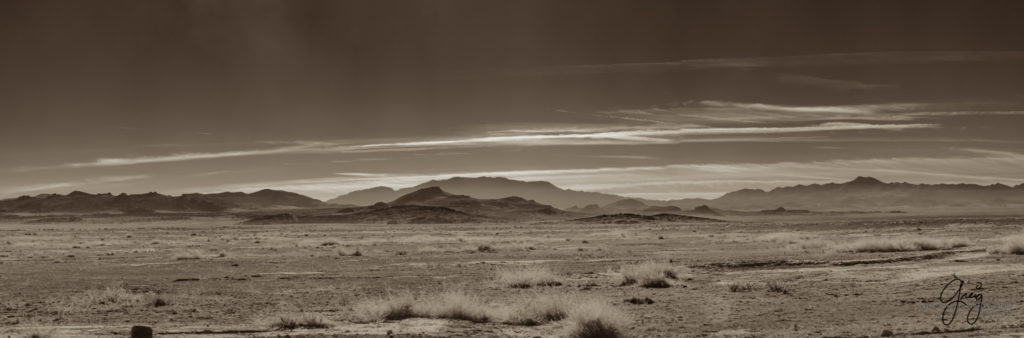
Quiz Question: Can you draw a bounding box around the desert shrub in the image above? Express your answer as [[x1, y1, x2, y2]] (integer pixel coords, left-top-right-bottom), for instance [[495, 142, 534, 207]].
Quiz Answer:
[[840, 237, 968, 252], [766, 281, 790, 294], [353, 291, 494, 323], [624, 297, 654, 305], [505, 294, 577, 325], [494, 265, 563, 288], [24, 333, 53, 338], [151, 297, 169, 307], [414, 291, 494, 323], [565, 300, 631, 338], [271, 314, 331, 330], [618, 261, 678, 288], [989, 235, 1024, 255], [338, 248, 363, 256], [351, 293, 416, 323], [727, 282, 756, 292], [76, 284, 144, 306]]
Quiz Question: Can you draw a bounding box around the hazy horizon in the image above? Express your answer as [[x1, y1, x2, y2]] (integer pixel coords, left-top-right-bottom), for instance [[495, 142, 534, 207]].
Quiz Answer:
[[4, 1, 1024, 200]]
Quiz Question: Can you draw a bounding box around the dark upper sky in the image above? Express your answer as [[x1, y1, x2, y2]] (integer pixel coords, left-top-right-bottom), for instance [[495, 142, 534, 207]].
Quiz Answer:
[[3, 0, 1024, 200]]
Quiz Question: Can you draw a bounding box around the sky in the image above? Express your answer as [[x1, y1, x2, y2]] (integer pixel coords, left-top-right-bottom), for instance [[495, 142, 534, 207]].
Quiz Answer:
[[2, 0, 1024, 201]]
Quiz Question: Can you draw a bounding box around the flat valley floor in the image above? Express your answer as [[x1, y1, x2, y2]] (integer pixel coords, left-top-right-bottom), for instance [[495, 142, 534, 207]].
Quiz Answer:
[[2, 214, 1023, 337]]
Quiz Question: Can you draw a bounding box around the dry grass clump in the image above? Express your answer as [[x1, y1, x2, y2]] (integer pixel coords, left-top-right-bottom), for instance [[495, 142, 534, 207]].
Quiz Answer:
[[618, 261, 678, 288], [989, 235, 1024, 255], [337, 248, 363, 256], [840, 237, 968, 252], [766, 280, 791, 294], [271, 314, 332, 330], [505, 294, 577, 325], [727, 282, 756, 292], [352, 290, 495, 323], [352, 290, 629, 333], [414, 291, 495, 323], [565, 300, 632, 338], [494, 265, 563, 288], [75, 284, 145, 306], [351, 293, 416, 322]]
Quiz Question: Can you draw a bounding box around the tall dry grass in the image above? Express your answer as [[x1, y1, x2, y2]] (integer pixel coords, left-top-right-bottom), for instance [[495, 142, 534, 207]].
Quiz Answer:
[[494, 265, 563, 288], [618, 261, 678, 287], [989, 234, 1024, 254]]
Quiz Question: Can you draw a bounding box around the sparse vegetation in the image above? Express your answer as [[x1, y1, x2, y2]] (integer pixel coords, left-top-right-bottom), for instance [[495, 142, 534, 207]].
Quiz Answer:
[[624, 297, 654, 304], [271, 314, 331, 330], [494, 265, 563, 288], [566, 300, 631, 338], [989, 235, 1024, 254], [352, 289, 628, 332], [338, 248, 363, 256], [352, 290, 495, 323], [151, 297, 169, 307], [840, 237, 968, 252], [766, 281, 790, 294], [505, 294, 576, 325], [477, 245, 496, 253], [618, 261, 678, 288], [728, 282, 757, 292]]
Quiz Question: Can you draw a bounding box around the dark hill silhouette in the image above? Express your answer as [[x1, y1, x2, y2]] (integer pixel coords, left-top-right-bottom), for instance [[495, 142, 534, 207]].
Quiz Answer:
[[389, 187, 567, 220], [674, 176, 1024, 210], [328, 176, 632, 208], [0, 190, 326, 213], [644, 205, 683, 213]]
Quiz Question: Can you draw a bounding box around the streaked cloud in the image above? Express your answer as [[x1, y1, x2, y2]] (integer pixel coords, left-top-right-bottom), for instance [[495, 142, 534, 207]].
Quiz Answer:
[[471, 51, 1024, 77], [775, 74, 895, 91], [54, 122, 935, 168]]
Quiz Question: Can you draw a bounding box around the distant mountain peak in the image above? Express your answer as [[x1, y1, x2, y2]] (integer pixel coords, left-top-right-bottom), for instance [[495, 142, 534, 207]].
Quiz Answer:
[[390, 186, 455, 205], [846, 176, 885, 185]]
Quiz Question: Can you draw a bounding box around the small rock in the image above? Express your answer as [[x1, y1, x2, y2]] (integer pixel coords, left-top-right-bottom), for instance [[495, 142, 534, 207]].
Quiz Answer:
[[880, 329, 893, 337], [932, 326, 942, 333], [131, 325, 153, 338]]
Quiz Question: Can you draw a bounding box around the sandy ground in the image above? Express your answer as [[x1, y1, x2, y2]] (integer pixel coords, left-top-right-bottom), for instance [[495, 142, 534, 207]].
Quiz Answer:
[[1, 214, 1023, 337]]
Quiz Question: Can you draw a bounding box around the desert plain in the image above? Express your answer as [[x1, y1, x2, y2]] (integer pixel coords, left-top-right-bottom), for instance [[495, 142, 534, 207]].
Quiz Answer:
[[2, 212, 1023, 338]]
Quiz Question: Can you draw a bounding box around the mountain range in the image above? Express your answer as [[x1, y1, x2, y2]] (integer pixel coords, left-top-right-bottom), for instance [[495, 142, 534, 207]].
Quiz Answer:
[[327, 176, 626, 209], [5, 176, 1024, 215], [0, 189, 325, 213]]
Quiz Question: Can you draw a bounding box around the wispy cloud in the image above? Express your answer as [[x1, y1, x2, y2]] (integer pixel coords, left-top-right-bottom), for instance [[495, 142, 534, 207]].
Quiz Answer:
[[55, 122, 935, 168], [473, 51, 1024, 77], [196, 148, 1024, 200], [776, 74, 895, 91], [599, 101, 1024, 125]]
